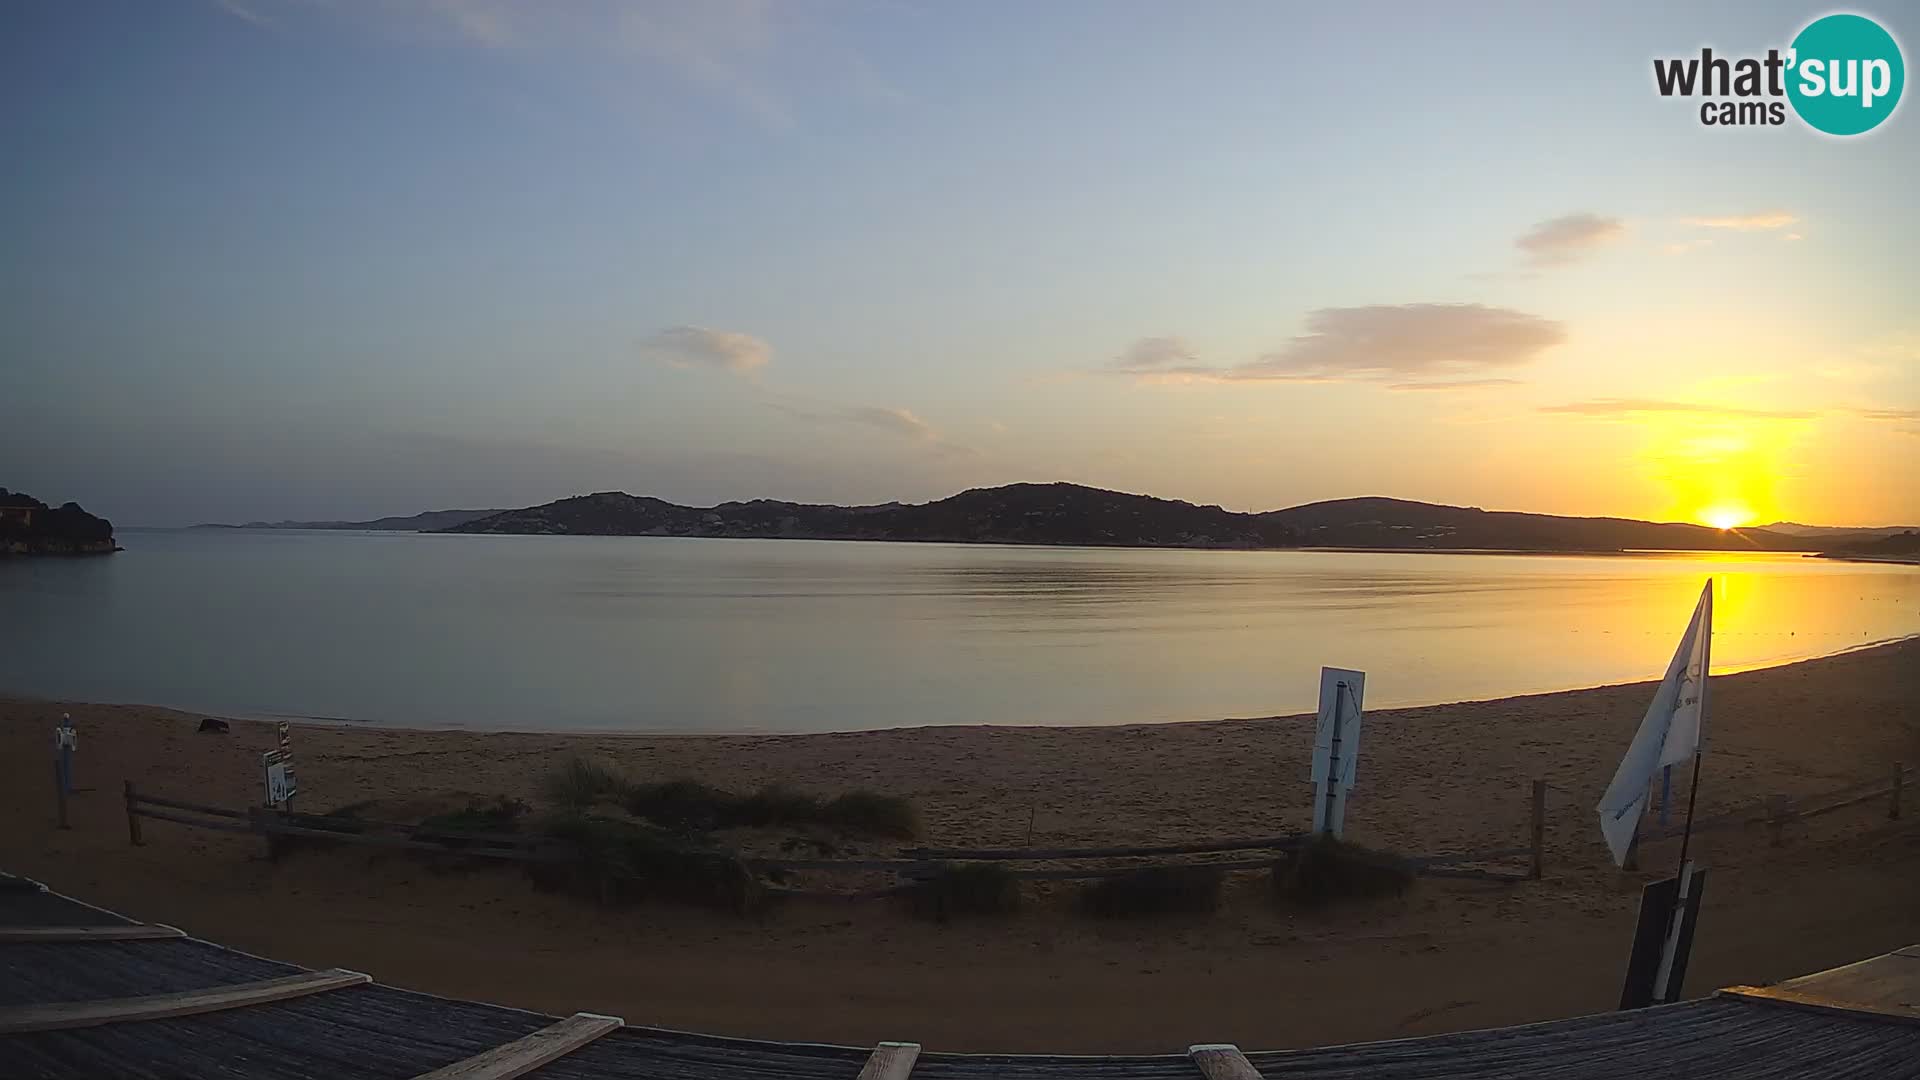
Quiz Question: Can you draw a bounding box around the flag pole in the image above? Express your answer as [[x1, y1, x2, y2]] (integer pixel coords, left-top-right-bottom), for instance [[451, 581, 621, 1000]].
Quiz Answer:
[[1674, 751, 1703, 869], [1675, 580, 1712, 872], [1652, 580, 1711, 1003]]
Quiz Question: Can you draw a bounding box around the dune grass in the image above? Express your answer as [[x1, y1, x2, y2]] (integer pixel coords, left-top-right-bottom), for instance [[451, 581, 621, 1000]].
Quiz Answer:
[[1273, 834, 1413, 908], [531, 813, 764, 914], [417, 795, 529, 835], [540, 756, 922, 840], [541, 756, 630, 811], [1078, 865, 1224, 918], [906, 862, 1021, 921]]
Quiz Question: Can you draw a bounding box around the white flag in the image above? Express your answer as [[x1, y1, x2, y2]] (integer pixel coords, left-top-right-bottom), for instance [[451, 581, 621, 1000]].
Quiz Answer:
[[1596, 580, 1713, 866]]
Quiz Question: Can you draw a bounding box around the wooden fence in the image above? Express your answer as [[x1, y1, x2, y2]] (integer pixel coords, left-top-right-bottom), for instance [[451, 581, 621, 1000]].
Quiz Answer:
[[1628, 761, 1908, 855], [119, 763, 1907, 898], [120, 781, 1543, 891]]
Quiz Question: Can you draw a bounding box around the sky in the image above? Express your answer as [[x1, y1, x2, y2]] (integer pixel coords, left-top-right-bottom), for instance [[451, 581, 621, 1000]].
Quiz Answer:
[[2, 1, 1916, 528]]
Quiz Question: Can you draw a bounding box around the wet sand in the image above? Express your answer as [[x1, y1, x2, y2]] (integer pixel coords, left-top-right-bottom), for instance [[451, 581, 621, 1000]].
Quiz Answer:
[[3, 640, 1917, 1052]]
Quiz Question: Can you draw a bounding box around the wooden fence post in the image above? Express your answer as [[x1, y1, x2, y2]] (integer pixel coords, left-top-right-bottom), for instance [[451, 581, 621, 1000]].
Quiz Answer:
[[1892, 762, 1904, 821], [55, 762, 69, 831], [124, 781, 143, 846], [1529, 779, 1546, 880], [1767, 794, 1789, 848]]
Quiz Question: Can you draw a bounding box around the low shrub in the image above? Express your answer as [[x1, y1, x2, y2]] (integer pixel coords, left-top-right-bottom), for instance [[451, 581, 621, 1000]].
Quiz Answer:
[[532, 814, 764, 914], [418, 796, 529, 836], [1078, 866, 1223, 918], [621, 778, 922, 840], [821, 790, 922, 840], [907, 862, 1021, 921], [266, 801, 373, 859], [1273, 834, 1413, 908], [737, 785, 828, 827], [624, 779, 738, 831], [541, 757, 630, 811]]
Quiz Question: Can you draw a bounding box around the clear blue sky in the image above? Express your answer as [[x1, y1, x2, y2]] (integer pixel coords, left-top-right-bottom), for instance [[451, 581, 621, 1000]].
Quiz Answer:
[[3, 1, 1915, 526]]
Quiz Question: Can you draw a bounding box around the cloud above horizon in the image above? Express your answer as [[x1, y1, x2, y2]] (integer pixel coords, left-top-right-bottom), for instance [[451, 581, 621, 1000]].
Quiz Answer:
[[1111, 337, 1199, 373], [1516, 213, 1626, 267], [1115, 304, 1565, 389], [767, 399, 975, 457], [1683, 211, 1799, 231], [643, 325, 771, 374], [1540, 398, 1816, 420]]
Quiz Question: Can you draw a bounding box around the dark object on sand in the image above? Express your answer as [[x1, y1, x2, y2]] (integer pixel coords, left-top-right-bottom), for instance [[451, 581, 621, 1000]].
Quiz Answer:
[[197, 718, 230, 734]]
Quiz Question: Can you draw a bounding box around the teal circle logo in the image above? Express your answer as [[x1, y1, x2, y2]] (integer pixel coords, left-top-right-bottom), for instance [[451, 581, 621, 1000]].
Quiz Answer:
[[1787, 14, 1904, 135]]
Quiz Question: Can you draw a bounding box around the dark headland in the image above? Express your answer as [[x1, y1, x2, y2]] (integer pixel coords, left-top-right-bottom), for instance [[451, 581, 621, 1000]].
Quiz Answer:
[[0, 488, 116, 556]]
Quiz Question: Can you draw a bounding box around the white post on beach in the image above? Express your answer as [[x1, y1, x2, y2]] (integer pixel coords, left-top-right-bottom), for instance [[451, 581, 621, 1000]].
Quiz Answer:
[[1310, 668, 1366, 838]]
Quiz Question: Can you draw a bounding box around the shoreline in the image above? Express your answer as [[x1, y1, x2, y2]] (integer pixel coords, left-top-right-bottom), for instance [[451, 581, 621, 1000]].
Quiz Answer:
[[3, 640, 1916, 1051], [9, 631, 1915, 739]]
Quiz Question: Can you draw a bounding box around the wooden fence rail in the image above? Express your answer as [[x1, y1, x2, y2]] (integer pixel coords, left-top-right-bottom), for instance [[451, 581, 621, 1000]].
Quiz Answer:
[[121, 784, 1539, 887], [120, 764, 1904, 896]]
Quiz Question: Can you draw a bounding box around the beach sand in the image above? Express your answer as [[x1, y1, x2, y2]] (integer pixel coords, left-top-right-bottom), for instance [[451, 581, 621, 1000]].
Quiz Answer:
[[3, 641, 1917, 1053]]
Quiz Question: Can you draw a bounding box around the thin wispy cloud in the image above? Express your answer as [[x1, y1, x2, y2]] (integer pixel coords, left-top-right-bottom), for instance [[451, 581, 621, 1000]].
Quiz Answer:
[[1111, 337, 1199, 373], [1114, 305, 1564, 390], [214, 0, 809, 131], [1540, 398, 1815, 420], [844, 405, 934, 440], [1516, 213, 1626, 267], [215, 0, 269, 27], [1663, 239, 1714, 256], [1249, 305, 1564, 382], [767, 400, 973, 456], [1386, 378, 1526, 391], [642, 325, 771, 375], [1849, 407, 1920, 423], [1683, 211, 1798, 231]]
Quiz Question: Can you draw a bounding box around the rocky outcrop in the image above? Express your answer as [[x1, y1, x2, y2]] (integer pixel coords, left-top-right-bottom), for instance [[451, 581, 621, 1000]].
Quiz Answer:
[[0, 489, 117, 556]]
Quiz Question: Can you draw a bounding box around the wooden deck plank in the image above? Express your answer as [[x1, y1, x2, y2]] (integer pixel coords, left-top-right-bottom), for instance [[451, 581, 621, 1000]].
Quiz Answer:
[[0, 968, 370, 1033], [0, 925, 185, 943], [1718, 985, 1920, 1027], [855, 1041, 921, 1080], [411, 1012, 623, 1080], [1778, 953, 1920, 1009], [1188, 1043, 1264, 1080]]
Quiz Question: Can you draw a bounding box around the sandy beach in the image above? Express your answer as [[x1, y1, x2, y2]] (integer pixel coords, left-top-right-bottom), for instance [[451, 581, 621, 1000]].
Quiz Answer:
[[3, 640, 1917, 1053]]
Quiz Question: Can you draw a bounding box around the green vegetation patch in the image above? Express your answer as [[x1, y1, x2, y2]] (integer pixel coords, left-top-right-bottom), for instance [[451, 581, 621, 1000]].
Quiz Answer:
[[1273, 834, 1413, 908]]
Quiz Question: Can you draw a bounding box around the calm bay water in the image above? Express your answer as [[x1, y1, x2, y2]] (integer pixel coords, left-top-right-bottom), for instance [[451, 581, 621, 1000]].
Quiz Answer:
[[2, 529, 1915, 732]]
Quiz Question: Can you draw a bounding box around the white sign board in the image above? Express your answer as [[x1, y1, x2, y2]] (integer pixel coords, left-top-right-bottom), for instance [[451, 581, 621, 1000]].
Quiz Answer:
[[1310, 667, 1366, 836], [262, 749, 297, 806]]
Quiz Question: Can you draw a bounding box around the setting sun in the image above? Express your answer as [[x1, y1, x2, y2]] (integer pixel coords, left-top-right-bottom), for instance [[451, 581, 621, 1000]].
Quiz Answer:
[[1699, 504, 1757, 531]]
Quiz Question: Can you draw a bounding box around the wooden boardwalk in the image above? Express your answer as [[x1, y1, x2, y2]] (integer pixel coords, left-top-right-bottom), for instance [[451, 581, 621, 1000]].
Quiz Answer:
[[1, 872, 1916, 1079]]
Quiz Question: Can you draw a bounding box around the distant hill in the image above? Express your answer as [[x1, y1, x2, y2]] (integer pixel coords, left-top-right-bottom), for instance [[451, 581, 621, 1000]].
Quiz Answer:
[[1265, 497, 1815, 552], [440, 484, 1823, 553], [1819, 530, 1920, 562], [196, 508, 507, 532], [443, 484, 1301, 548], [1761, 521, 1920, 542], [0, 488, 116, 556]]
